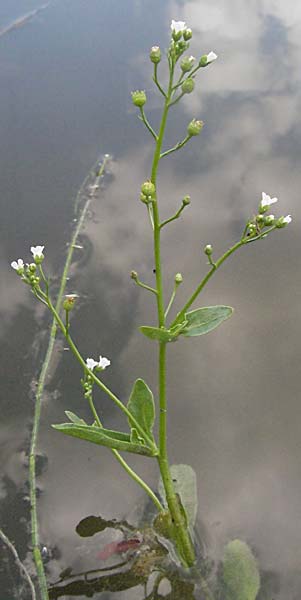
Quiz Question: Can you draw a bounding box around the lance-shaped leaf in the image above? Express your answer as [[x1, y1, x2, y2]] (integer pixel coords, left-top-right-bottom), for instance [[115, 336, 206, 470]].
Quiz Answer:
[[127, 379, 155, 442], [139, 326, 177, 342], [65, 410, 87, 425], [180, 305, 233, 337], [52, 423, 157, 456]]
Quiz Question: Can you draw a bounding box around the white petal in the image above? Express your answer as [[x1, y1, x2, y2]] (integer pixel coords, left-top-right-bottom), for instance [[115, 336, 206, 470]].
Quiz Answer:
[[260, 192, 278, 207], [170, 20, 186, 34], [86, 358, 98, 370], [11, 259, 24, 270], [98, 356, 111, 369], [31, 245, 45, 258], [283, 215, 292, 224], [206, 51, 218, 63]]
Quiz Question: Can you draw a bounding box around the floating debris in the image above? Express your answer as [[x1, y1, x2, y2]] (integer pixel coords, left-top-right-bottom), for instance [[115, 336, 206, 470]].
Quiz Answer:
[[0, 3, 51, 39]]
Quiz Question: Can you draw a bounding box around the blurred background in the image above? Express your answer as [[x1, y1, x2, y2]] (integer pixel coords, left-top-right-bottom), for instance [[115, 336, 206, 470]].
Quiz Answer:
[[0, 0, 300, 597]]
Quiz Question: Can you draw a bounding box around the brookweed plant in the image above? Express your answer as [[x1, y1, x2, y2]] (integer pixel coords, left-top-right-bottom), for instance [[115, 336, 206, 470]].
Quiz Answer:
[[11, 19, 291, 578]]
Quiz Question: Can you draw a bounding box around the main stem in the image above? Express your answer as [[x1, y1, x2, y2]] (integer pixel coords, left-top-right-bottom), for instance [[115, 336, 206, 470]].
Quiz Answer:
[[150, 60, 195, 567]]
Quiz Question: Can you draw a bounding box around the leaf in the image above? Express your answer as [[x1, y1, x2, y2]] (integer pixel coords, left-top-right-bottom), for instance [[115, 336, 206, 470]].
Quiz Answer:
[[76, 515, 136, 537], [222, 540, 260, 600], [158, 464, 198, 529], [127, 379, 155, 441], [139, 326, 177, 342], [52, 423, 157, 457], [65, 410, 87, 425], [180, 305, 233, 337]]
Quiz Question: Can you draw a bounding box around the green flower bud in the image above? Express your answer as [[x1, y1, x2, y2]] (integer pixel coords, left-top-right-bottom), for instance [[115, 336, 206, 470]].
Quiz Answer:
[[141, 180, 156, 198], [140, 192, 150, 204], [172, 30, 182, 42], [204, 244, 213, 256], [275, 215, 292, 228], [187, 119, 204, 136], [264, 214, 275, 226], [174, 273, 183, 284], [182, 195, 191, 205], [176, 40, 188, 54], [180, 56, 195, 73], [256, 214, 265, 224], [150, 46, 161, 64], [183, 28, 192, 41], [199, 55, 208, 67], [181, 77, 195, 94], [63, 294, 78, 311], [130, 270, 138, 281], [131, 90, 147, 107], [28, 263, 37, 273], [248, 223, 256, 235]]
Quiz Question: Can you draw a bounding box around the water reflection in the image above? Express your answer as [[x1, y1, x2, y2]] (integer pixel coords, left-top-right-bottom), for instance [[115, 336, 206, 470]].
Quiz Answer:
[[1, 0, 301, 597]]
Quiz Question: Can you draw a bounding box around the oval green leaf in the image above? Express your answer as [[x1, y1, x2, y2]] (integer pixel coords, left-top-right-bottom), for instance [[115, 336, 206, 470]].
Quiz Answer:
[[127, 379, 155, 441], [52, 423, 157, 457], [65, 410, 87, 425], [180, 305, 233, 337]]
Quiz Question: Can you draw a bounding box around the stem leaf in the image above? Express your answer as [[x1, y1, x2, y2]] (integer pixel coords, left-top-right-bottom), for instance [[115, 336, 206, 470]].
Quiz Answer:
[[52, 423, 157, 456], [139, 326, 177, 342], [65, 410, 87, 425], [180, 305, 233, 337], [127, 379, 155, 441]]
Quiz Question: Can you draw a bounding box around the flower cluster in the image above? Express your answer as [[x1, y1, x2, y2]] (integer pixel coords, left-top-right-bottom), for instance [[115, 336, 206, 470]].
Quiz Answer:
[[86, 356, 111, 371], [244, 193, 291, 241], [11, 246, 45, 287]]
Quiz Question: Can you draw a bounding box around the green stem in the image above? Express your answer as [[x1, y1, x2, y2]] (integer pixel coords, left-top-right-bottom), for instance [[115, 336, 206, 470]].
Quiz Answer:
[[170, 239, 245, 328], [160, 202, 187, 229], [88, 390, 163, 512], [139, 106, 157, 140], [153, 63, 167, 98], [45, 296, 157, 452], [160, 135, 191, 159], [149, 57, 196, 567]]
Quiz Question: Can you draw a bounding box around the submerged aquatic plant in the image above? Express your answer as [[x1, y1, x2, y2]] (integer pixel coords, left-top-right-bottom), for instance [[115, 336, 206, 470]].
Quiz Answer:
[[11, 19, 291, 597]]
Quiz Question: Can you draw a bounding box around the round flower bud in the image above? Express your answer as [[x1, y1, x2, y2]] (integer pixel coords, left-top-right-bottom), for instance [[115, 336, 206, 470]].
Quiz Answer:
[[248, 223, 256, 235], [140, 192, 150, 204], [183, 28, 192, 41], [264, 214, 275, 226], [181, 78, 195, 94], [174, 273, 183, 284], [150, 46, 161, 64], [131, 90, 147, 108], [182, 195, 190, 205], [199, 55, 208, 67], [28, 263, 37, 273], [204, 244, 213, 256], [187, 119, 204, 136], [141, 180, 156, 198], [176, 40, 188, 53], [180, 56, 195, 73], [130, 270, 138, 281], [256, 214, 265, 224], [63, 294, 78, 311]]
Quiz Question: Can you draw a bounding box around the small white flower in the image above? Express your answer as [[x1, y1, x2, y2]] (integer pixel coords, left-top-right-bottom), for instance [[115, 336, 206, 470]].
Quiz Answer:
[[11, 258, 24, 271], [86, 358, 99, 370], [206, 51, 218, 64], [260, 192, 278, 208], [189, 55, 195, 62], [283, 215, 292, 224], [170, 20, 186, 34], [98, 356, 111, 369], [31, 245, 44, 258]]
